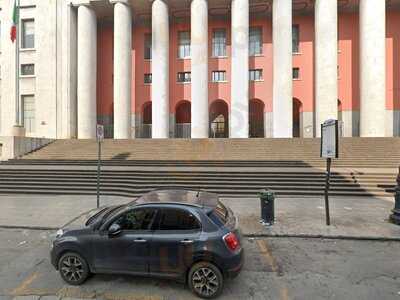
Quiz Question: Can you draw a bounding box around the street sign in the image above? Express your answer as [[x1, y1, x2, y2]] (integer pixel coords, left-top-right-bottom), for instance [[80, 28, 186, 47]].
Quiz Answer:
[[320, 119, 340, 226], [321, 119, 339, 159], [96, 124, 104, 141]]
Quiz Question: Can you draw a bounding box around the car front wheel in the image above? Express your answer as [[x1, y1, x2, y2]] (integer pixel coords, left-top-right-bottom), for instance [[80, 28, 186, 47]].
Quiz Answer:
[[188, 262, 224, 299], [58, 252, 90, 285]]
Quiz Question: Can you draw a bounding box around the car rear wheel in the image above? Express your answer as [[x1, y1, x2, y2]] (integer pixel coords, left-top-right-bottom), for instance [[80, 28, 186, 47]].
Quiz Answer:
[[188, 262, 224, 299], [58, 252, 89, 285]]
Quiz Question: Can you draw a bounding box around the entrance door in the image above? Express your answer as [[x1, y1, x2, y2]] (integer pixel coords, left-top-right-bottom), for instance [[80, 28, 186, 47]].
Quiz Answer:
[[293, 98, 302, 138], [209, 100, 229, 138]]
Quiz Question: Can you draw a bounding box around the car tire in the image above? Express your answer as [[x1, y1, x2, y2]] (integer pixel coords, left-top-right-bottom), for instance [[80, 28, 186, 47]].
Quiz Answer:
[[58, 252, 90, 285], [188, 262, 224, 299]]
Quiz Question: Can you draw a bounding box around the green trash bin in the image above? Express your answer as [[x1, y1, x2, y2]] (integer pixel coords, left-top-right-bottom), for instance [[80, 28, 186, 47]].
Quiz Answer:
[[259, 189, 275, 225]]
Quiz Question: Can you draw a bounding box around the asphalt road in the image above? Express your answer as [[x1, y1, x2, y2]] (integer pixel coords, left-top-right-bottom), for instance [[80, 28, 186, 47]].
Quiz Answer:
[[0, 228, 399, 300]]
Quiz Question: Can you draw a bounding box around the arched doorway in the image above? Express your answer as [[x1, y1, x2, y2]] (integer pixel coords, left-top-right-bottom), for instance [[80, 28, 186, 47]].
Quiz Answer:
[[249, 99, 265, 138], [141, 102, 152, 138], [293, 98, 302, 138], [209, 100, 229, 138], [175, 100, 191, 138]]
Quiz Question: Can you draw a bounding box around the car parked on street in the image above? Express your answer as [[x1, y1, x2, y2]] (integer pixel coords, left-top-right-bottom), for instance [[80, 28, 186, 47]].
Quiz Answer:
[[50, 189, 244, 299]]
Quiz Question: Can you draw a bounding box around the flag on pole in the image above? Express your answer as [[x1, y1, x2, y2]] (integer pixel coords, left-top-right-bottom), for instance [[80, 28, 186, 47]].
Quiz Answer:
[[10, 0, 18, 43]]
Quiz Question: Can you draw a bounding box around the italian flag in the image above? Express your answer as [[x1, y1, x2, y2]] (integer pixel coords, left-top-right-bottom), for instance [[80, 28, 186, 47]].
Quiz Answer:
[[10, 0, 18, 43]]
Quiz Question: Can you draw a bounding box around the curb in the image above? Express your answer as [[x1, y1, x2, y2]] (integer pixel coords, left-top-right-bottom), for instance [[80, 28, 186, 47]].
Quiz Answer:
[[1, 225, 400, 241], [0, 225, 58, 231], [243, 233, 400, 242]]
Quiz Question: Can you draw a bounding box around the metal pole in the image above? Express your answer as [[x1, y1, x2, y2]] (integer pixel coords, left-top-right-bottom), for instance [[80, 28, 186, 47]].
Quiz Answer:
[[96, 140, 101, 208], [15, 0, 21, 125], [324, 158, 332, 226]]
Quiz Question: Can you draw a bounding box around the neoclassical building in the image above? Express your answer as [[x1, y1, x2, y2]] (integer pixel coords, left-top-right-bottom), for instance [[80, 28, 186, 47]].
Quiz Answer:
[[0, 0, 399, 139]]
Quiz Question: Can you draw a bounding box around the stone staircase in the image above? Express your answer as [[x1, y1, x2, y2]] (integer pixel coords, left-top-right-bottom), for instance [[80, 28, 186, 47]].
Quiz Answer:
[[0, 138, 398, 197]]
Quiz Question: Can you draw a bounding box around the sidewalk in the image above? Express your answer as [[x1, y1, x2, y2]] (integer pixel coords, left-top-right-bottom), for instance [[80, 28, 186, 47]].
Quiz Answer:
[[0, 194, 399, 240], [222, 196, 400, 240]]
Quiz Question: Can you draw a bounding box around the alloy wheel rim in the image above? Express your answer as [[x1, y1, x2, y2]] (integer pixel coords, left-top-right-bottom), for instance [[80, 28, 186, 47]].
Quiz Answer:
[[61, 256, 84, 282], [192, 267, 219, 297]]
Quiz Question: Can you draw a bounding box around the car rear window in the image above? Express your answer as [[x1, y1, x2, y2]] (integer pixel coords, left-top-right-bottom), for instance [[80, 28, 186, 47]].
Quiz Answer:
[[208, 201, 229, 227]]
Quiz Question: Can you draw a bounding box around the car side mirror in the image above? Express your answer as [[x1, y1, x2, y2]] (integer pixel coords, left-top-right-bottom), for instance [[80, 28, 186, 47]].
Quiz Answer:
[[108, 223, 122, 237]]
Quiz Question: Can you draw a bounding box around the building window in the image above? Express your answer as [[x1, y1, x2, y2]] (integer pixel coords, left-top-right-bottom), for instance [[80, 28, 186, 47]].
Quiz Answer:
[[293, 67, 300, 79], [177, 72, 191, 83], [249, 27, 262, 56], [22, 19, 35, 49], [178, 31, 190, 59], [212, 71, 227, 82], [249, 69, 263, 81], [144, 33, 152, 59], [144, 73, 152, 84], [292, 25, 299, 53], [21, 64, 35, 76], [22, 95, 35, 133], [212, 29, 227, 57]]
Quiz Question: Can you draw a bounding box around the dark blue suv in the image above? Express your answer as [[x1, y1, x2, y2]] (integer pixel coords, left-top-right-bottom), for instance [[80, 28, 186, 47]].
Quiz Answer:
[[50, 189, 244, 299]]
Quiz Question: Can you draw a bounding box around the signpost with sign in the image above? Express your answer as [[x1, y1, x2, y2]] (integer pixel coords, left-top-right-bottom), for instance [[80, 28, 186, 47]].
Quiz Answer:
[[320, 119, 339, 225], [96, 125, 104, 208]]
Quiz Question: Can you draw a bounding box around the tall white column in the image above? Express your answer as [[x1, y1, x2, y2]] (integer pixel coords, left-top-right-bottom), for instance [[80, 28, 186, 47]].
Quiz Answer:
[[315, 0, 338, 137], [191, 0, 209, 138], [112, 1, 132, 139], [230, 0, 249, 138], [272, 0, 292, 138], [77, 5, 97, 139], [359, 0, 386, 137], [152, 0, 169, 138]]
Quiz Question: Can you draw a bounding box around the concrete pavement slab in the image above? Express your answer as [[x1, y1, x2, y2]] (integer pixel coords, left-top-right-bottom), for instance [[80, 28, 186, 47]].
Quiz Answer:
[[0, 195, 130, 230], [1, 194, 399, 240], [220, 196, 400, 240]]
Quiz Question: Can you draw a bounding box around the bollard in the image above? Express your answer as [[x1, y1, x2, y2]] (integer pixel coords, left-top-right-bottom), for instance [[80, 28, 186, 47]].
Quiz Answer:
[[259, 189, 275, 225]]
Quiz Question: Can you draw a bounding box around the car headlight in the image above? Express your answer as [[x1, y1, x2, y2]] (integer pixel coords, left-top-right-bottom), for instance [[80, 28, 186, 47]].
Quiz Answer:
[[56, 229, 64, 238]]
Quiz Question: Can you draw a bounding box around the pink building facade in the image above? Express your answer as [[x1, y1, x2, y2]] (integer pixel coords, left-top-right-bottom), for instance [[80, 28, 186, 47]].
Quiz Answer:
[[91, 0, 400, 139]]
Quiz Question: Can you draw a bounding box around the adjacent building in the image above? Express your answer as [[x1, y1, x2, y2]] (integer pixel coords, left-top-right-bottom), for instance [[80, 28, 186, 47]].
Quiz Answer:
[[0, 0, 399, 139]]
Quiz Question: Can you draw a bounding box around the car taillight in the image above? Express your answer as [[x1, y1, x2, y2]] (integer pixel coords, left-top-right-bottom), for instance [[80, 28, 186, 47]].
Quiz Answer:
[[223, 232, 240, 252]]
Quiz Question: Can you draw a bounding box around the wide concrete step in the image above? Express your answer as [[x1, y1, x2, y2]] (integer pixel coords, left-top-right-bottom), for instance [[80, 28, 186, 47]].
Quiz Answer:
[[0, 175, 394, 183], [0, 185, 392, 198], [3, 159, 399, 169], [2, 137, 398, 198], [0, 169, 395, 197], [0, 169, 395, 178], [19, 138, 400, 164]]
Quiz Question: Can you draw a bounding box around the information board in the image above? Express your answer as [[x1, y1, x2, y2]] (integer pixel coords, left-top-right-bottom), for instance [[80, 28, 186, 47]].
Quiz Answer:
[[96, 124, 104, 141], [321, 119, 339, 159]]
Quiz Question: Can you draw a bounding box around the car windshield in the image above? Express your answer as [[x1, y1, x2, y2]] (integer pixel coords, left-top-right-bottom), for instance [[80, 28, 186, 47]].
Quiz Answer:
[[85, 207, 109, 226], [99, 205, 127, 225]]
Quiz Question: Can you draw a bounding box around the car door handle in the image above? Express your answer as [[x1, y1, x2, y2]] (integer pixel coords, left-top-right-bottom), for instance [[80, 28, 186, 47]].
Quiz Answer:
[[134, 239, 147, 243], [180, 239, 194, 244]]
